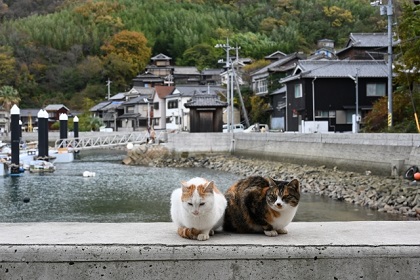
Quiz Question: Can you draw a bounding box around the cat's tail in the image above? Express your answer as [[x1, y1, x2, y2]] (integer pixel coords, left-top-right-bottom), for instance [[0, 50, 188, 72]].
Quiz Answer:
[[177, 226, 201, 240]]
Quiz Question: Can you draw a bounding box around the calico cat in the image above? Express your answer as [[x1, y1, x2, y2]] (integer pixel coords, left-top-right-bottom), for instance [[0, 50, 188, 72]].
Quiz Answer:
[[170, 177, 227, 241], [223, 176, 300, 236]]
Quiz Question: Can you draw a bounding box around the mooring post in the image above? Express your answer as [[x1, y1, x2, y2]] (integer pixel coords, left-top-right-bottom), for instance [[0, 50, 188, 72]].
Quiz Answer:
[[37, 109, 48, 160], [10, 105, 20, 175], [59, 113, 68, 148]]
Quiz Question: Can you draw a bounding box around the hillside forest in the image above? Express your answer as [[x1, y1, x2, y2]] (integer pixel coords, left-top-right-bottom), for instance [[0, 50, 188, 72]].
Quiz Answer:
[[0, 0, 419, 132]]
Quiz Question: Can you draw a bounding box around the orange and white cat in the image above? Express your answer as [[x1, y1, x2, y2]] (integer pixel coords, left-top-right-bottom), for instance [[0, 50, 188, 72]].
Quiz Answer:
[[170, 177, 227, 241]]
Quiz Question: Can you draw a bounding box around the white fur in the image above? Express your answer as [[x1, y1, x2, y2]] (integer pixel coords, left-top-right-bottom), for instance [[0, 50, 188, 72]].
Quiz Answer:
[[265, 196, 298, 236], [170, 177, 227, 240]]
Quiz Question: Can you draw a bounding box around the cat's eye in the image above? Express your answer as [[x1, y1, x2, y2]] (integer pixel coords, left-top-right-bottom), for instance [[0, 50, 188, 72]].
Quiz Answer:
[[188, 203, 193, 206], [199, 202, 205, 206]]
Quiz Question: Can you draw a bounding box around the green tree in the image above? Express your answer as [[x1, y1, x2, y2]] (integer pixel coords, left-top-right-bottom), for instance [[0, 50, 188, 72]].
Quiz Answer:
[[101, 30, 152, 85], [178, 43, 220, 70], [249, 95, 271, 124], [0, 46, 16, 86], [0, 85, 20, 111]]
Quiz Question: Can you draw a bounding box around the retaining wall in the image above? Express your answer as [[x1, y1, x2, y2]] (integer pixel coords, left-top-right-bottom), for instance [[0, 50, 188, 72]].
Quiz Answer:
[[165, 132, 420, 176], [0, 222, 419, 280]]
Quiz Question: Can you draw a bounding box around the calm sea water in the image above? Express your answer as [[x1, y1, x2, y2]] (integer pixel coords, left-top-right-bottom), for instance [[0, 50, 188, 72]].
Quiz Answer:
[[0, 150, 410, 223]]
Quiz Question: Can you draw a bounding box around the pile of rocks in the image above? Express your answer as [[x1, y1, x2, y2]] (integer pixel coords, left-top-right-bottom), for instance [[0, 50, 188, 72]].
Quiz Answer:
[[149, 154, 420, 220]]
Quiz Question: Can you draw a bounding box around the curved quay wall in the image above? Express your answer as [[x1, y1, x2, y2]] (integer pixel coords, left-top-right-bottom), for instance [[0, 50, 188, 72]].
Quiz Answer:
[[1, 132, 420, 279]]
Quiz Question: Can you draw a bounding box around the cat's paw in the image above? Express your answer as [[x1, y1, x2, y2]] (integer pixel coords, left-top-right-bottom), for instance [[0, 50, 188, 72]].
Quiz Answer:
[[264, 230, 279, 237], [197, 233, 210, 241], [277, 228, 288, 234]]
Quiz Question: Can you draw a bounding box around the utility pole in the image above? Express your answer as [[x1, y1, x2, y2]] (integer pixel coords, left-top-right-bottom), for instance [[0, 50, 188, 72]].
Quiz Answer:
[[106, 78, 112, 100], [371, 0, 394, 128], [215, 39, 233, 132]]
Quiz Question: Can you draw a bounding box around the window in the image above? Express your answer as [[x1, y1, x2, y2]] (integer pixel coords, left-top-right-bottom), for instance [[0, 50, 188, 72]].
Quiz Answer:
[[367, 83, 386, 96], [346, 110, 356, 124], [315, 111, 329, 118], [153, 102, 159, 110], [294, 84, 302, 98], [127, 106, 134, 113], [168, 100, 178, 109], [255, 79, 267, 94]]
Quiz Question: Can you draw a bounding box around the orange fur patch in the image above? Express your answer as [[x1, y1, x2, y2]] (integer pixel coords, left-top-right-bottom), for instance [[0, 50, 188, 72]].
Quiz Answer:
[[178, 227, 200, 240]]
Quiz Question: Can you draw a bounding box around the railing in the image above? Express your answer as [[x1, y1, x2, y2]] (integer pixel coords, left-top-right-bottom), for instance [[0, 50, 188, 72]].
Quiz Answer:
[[54, 131, 165, 151]]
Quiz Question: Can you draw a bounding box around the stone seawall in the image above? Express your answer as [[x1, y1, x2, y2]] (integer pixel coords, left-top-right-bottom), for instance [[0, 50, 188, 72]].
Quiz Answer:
[[123, 146, 420, 220], [164, 132, 420, 176]]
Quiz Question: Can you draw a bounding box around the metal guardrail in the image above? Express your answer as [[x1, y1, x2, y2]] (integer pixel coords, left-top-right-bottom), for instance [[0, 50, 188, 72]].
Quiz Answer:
[[54, 131, 165, 151]]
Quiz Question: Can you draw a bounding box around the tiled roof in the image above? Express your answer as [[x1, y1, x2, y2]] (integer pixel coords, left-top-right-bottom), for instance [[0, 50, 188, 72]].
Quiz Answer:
[[123, 95, 149, 105], [201, 69, 223, 75], [184, 95, 227, 108], [299, 60, 388, 78], [20, 109, 41, 117], [151, 53, 172, 60], [173, 66, 200, 75], [90, 101, 111, 112], [155, 86, 175, 99], [44, 104, 69, 111], [347, 33, 389, 48], [100, 101, 123, 111], [252, 53, 300, 76], [279, 60, 389, 83], [175, 85, 225, 97]]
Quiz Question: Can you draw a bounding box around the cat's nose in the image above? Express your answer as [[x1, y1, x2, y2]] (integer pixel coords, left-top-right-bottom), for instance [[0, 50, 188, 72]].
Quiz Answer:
[[276, 203, 282, 208]]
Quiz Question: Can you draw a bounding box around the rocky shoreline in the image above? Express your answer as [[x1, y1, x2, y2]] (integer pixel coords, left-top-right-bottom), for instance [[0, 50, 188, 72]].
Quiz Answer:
[[123, 145, 420, 220]]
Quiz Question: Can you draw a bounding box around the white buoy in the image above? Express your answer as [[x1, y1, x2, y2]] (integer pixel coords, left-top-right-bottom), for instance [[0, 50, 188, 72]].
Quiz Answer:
[[127, 142, 134, 150], [83, 171, 96, 177]]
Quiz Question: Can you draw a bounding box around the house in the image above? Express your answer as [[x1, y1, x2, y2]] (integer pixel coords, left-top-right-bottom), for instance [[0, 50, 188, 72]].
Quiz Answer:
[[0, 106, 10, 134], [152, 86, 176, 130], [44, 104, 70, 129], [201, 69, 223, 85], [20, 109, 40, 132], [279, 60, 389, 132], [117, 96, 150, 132], [336, 33, 398, 61], [250, 52, 306, 130], [184, 92, 227, 133]]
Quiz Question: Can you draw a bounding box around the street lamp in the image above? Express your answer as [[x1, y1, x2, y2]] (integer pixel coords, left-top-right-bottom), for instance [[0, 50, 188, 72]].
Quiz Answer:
[[348, 68, 360, 133]]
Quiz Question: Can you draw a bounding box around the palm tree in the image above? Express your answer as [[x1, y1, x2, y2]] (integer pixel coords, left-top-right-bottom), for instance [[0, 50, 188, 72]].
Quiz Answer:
[[0, 85, 21, 111], [0, 85, 21, 134]]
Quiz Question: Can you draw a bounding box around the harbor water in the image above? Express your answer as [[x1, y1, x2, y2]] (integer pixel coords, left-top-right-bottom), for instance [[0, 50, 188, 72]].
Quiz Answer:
[[0, 150, 411, 223]]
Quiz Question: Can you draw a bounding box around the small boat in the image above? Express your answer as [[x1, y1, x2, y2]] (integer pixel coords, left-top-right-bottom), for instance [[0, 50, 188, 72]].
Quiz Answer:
[[29, 160, 56, 173]]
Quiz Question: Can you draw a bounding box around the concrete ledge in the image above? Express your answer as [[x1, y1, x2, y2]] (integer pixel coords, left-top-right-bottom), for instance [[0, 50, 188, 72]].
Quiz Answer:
[[1, 222, 419, 279]]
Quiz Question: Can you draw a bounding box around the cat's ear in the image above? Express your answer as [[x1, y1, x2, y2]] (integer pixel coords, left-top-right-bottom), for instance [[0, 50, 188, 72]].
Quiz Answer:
[[181, 181, 189, 191], [288, 179, 300, 192], [266, 177, 277, 188], [204, 181, 215, 193]]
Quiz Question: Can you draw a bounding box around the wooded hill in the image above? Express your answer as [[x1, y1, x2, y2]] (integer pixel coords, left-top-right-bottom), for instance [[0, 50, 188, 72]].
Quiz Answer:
[[0, 0, 408, 111]]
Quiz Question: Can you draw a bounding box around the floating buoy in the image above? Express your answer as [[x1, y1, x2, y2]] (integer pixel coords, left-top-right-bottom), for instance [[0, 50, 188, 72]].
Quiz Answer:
[[83, 171, 96, 177], [23, 197, 30, 203], [414, 172, 420, 181]]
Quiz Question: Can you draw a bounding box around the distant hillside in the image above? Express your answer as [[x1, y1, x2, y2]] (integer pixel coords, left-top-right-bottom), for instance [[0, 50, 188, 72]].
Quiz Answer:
[[0, 0, 394, 110]]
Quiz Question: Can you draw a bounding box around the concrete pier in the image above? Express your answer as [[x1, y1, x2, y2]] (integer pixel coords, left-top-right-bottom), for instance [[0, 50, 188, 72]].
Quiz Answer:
[[1, 221, 419, 279]]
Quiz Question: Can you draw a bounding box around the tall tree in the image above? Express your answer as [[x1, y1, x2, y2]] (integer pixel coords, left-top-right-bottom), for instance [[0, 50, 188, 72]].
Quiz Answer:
[[101, 30, 152, 86]]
